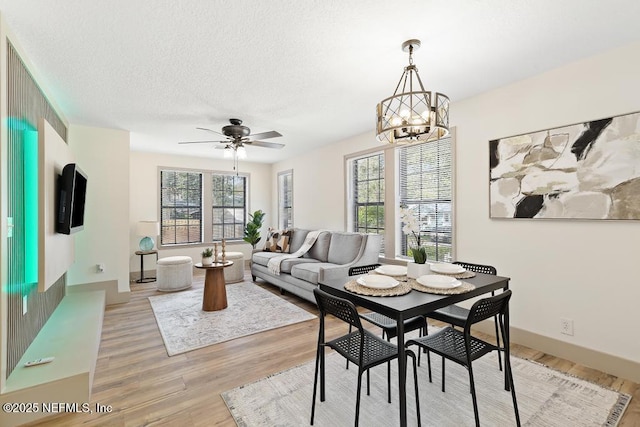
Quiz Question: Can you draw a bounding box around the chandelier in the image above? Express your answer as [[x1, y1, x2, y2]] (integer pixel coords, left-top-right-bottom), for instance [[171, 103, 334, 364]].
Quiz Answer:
[[376, 39, 449, 144]]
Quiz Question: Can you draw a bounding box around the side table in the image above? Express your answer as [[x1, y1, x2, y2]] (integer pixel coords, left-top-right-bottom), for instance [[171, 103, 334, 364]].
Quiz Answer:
[[135, 250, 158, 283], [195, 261, 233, 311]]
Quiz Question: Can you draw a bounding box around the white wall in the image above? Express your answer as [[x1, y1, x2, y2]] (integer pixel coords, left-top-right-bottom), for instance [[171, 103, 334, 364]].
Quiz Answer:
[[66, 125, 131, 294], [129, 152, 271, 271], [274, 42, 640, 365], [272, 133, 378, 231], [453, 41, 640, 363]]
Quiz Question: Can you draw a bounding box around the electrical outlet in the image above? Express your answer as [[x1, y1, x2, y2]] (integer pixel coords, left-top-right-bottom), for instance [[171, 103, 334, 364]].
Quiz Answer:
[[97, 263, 105, 273], [560, 317, 574, 336]]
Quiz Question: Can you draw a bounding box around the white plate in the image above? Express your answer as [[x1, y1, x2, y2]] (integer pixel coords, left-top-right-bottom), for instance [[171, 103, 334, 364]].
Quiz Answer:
[[374, 265, 408, 276], [429, 263, 465, 274], [356, 275, 400, 289], [416, 274, 462, 289]]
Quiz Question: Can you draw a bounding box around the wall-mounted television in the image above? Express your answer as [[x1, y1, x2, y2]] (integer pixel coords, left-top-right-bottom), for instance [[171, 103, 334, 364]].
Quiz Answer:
[[56, 163, 87, 234]]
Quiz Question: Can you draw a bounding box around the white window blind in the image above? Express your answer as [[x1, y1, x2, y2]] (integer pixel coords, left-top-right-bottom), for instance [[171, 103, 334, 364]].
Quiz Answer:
[[399, 138, 453, 262], [278, 170, 293, 229]]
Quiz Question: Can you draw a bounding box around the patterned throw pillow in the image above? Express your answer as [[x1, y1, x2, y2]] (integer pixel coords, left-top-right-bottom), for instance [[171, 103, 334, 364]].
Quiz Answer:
[[263, 228, 291, 253]]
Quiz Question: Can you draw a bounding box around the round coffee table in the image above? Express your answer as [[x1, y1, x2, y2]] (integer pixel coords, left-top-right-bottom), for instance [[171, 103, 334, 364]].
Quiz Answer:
[[195, 261, 233, 311]]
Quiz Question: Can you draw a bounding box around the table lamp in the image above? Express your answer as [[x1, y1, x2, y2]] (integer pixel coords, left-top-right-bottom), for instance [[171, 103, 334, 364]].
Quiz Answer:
[[137, 221, 159, 251]]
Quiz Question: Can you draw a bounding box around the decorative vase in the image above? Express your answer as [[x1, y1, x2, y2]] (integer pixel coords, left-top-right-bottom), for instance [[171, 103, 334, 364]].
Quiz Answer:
[[201, 256, 213, 266], [407, 262, 430, 279]]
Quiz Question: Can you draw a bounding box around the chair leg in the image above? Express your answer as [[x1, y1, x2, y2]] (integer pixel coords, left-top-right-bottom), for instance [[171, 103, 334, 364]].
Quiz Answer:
[[505, 351, 521, 426], [467, 363, 481, 427], [408, 350, 421, 427], [366, 369, 370, 395], [387, 361, 391, 403], [355, 369, 364, 427], [441, 357, 446, 392], [310, 345, 322, 425], [494, 315, 503, 372]]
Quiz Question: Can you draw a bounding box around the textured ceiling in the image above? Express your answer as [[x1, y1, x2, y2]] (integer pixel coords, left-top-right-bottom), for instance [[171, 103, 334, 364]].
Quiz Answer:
[[1, 0, 639, 163]]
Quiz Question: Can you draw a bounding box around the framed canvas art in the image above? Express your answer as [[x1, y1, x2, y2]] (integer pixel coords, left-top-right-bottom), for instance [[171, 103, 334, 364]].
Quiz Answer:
[[489, 111, 640, 219]]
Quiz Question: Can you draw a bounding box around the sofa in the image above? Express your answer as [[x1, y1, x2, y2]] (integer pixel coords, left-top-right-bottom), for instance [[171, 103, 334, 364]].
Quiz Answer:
[[251, 229, 382, 303]]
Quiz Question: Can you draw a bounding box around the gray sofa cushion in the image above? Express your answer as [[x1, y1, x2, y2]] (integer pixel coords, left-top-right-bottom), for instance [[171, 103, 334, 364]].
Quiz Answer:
[[288, 229, 310, 253], [252, 250, 320, 273], [290, 262, 336, 284], [303, 231, 331, 262], [252, 251, 281, 267], [327, 232, 363, 264]]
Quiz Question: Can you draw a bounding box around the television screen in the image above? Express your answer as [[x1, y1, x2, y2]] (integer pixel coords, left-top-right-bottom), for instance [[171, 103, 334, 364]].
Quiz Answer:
[[56, 163, 87, 234]]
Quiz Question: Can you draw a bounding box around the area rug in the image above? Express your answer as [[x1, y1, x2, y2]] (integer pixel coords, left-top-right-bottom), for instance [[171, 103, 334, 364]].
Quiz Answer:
[[148, 282, 317, 356], [222, 350, 630, 427]]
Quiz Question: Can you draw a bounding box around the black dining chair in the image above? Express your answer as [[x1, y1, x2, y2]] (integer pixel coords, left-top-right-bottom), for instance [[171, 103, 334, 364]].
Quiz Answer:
[[349, 264, 429, 369], [426, 261, 503, 373], [406, 290, 520, 427], [311, 288, 421, 427]]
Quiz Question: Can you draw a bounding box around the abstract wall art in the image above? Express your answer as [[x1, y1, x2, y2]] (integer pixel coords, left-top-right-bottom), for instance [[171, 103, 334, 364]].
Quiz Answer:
[[489, 111, 640, 219]]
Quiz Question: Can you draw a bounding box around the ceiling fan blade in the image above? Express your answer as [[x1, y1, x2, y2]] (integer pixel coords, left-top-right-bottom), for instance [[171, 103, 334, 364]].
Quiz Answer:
[[248, 140, 285, 149], [248, 130, 282, 140], [196, 127, 226, 137], [178, 140, 227, 144]]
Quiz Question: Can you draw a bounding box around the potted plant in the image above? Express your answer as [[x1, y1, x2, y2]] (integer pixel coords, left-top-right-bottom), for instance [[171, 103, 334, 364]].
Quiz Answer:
[[201, 247, 214, 265], [243, 209, 266, 250], [399, 205, 430, 278]]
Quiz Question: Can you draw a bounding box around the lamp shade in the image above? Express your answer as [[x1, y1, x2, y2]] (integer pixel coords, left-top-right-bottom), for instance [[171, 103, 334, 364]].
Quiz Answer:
[[137, 221, 159, 237], [137, 221, 159, 251]]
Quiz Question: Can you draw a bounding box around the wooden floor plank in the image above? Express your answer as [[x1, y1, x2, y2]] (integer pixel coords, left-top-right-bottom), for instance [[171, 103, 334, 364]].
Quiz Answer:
[[25, 273, 639, 426]]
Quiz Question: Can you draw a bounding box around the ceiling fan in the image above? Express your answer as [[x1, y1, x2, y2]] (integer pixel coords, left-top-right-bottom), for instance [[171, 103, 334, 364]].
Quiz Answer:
[[179, 118, 284, 153]]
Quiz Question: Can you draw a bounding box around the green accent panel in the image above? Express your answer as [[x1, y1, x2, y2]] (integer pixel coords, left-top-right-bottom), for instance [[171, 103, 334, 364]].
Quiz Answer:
[[24, 129, 39, 286]]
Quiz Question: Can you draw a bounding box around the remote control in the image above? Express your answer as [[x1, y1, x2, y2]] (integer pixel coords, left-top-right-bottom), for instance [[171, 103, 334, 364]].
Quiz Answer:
[[24, 357, 54, 367]]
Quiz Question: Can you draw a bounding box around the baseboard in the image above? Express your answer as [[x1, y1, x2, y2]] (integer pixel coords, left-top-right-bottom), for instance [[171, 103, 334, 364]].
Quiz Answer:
[[67, 280, 131, 305], [473, 321, 640, 383]]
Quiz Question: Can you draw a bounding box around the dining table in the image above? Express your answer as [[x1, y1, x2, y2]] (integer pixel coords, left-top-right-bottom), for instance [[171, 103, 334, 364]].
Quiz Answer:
[[319, 270, 510, 427]]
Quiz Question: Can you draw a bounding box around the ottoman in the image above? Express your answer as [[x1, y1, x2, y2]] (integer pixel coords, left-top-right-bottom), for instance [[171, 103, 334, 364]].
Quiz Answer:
[[157, 256, 193, 291], [216, 251, 245, 283]]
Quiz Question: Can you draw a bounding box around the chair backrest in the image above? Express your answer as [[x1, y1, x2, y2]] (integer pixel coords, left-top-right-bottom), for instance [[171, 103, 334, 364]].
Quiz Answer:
[[454, 261, 497, 275], [466, 290, 512, 327], [313, 288, 363, 330]]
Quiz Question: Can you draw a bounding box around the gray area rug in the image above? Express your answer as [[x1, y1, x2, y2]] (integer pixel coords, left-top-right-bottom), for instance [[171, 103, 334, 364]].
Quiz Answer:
[[222, 349, 630, 426], [148, 282, 317, 356]]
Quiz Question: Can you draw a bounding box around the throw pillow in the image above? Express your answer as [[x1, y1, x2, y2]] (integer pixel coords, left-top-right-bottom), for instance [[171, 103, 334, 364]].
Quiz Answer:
[[263, 228, 291, 253]]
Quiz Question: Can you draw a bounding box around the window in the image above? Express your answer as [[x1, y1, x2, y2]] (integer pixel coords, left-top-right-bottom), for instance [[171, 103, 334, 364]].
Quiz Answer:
[[399, 138, 453, 262], [347, 152, 385, 253], [278, 170, 293, 229], [160, 169, 248, 246], [160, 170, 202, 245], [211, 174, 246, 240]]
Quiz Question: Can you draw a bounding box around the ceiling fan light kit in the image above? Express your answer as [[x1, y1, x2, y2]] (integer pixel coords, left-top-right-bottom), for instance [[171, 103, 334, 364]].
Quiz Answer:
[[376, 39, 450, 145], [179, 118, 283, 167]]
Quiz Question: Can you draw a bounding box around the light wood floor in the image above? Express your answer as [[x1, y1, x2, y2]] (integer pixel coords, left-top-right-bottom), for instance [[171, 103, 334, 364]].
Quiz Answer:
[[29, 272, 639, 426]]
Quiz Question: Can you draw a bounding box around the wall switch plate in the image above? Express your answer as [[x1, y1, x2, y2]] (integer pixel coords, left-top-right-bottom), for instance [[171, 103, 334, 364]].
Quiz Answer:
[[97, 263, 105, 272]]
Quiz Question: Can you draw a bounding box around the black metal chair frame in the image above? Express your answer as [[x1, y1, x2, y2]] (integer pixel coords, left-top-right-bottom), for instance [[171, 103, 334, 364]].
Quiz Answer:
[[426, 261, 503, 372], [406, 290, 520, 427], [311, 288, 421, 427]]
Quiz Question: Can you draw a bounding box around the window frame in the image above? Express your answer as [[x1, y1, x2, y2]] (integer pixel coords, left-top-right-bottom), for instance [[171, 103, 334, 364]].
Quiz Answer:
[[158, 167, 250, 248], [345, 149, 386, 255], [344, 129, 455, 263], [277, 169, 294, 230]]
